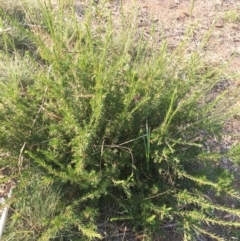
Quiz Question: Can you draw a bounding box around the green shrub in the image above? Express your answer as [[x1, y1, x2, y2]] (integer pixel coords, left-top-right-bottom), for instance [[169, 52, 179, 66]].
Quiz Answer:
[[0, 0, 240, 240]]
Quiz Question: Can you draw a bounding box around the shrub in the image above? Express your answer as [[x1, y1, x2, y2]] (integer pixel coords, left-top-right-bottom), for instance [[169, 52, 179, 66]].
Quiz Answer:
[[0, 0, 240, 240]]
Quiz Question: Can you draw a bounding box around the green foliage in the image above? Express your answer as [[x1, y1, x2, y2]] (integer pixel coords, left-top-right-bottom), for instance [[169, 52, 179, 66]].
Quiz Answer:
[[0, 0, 240, 240], [224, 9, 239, 23]]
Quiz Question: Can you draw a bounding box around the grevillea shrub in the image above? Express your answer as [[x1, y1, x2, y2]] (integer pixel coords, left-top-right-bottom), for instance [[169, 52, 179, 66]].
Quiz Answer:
[[0, 1, 240, 240]]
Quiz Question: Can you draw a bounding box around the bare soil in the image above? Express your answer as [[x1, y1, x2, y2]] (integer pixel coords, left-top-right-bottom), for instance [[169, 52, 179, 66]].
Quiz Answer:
[[121, 0, 240, 73]]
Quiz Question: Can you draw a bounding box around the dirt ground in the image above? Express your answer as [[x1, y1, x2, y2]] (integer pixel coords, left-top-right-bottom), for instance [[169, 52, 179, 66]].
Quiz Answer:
[[120, 0, 240, 74]]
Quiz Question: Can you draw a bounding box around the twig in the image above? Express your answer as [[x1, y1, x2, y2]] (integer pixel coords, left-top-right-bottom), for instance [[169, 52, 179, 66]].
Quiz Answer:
[[0, 187, 14, 240], [121, 226, 127, 241], [0, 28, 12, 33], [118, 134, 147, 146], [160, 223, 178, 229], [18, 142, 27, 173], [144, 190, 170, 200]]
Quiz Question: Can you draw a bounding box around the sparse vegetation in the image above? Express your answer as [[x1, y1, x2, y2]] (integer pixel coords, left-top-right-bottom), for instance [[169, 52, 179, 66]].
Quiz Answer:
[[0, 0, 240, 240], [224, 9, 239, 23]]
